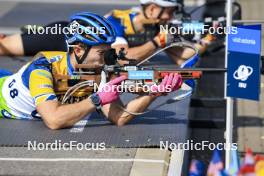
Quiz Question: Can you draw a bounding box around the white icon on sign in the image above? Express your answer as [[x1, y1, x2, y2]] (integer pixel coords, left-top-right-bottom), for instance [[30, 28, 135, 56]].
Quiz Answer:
[[233, 65, 253, 81]]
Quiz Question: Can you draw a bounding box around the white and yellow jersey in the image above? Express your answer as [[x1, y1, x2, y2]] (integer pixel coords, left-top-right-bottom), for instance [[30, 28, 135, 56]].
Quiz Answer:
[[0, 51, 95, 120]]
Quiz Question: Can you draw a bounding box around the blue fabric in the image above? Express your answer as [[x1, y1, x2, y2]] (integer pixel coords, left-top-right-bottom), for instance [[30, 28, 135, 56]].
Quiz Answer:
[[46, 95, 57, 101], [0, 69, 12, 78], [67, 54, 74, 75], [188, 160, 205, 176], [180, 54, 200, 68], [184, 79, 196, 89], [129, 13, 137, 24], [211, 149, 222, 163], [180, 54, 200, 89], [107, 16, 125, 37]]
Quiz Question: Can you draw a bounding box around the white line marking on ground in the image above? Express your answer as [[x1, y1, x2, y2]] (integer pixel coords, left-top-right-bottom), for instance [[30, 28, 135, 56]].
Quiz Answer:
[[0, 27, 20, 34], [0, 158, 169, 165], [69, 115, 90, 133], [196, 0, 205, 6], [167, 149, 184, 176], [0, 0, 139, 5], [0, 0, 204, 6]]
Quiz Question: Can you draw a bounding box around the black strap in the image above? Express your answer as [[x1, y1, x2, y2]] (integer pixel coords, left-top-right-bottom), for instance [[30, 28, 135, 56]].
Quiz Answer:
[[157, 7, 165, 19], [73, 46, 90, 65], [151, 39, 159, 49], [142, 5, 149, 19]]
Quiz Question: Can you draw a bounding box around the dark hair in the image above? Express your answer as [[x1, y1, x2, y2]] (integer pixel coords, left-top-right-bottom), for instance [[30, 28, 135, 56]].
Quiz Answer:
[[68, 42, 88, 54]]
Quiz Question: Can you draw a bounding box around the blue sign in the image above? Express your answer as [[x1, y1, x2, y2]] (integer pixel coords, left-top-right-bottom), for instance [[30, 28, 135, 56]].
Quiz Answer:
[[227, 25, 261, 101], [228, 26, 262, 54], [128, 70, 154, 80]]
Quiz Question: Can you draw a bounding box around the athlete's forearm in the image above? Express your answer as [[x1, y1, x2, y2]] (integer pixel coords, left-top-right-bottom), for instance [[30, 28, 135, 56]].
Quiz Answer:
[[124, 41, 157, 61], [55, 98, 96, 128], [165, 41, 208, 66], [194, 43, 208, 54], [104, 95, 156, 126], [38, 98, 96, 129], [196, 34, 216, 54], [0, 34, 24, 56], [165, 46, 196, 66]]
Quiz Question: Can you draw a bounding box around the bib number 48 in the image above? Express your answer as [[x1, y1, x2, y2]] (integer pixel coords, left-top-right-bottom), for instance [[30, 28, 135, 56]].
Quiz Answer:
[[8, 79, 18, 99]]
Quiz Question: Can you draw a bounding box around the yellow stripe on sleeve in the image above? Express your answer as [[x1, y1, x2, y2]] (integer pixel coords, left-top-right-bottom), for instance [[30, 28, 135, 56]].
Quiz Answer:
[[29, 69, 57, 105]]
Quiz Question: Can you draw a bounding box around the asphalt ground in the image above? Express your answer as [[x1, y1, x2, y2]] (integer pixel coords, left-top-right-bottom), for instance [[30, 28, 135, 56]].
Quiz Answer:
[[0, 1, 132, 27], [0, 147, 136, 176]]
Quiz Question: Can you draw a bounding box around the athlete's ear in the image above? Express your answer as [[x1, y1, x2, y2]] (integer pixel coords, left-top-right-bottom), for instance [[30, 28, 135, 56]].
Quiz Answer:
[[148, 4, 158, 17], [73, 44, 85, 58]]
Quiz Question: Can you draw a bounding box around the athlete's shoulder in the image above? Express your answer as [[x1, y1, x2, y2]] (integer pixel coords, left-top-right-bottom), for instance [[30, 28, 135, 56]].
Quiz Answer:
[[110, 7, 140, 17], [106, 9, 131, 37], [19, 51, 68, 89], [34, 51, 67, 63], [107, 7, 140, 36], [111, 9, 133, 17]]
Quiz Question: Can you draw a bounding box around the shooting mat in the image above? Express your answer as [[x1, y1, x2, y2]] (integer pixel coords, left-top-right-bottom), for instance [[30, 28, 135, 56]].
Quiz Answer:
[[0, 92, 190, 148]]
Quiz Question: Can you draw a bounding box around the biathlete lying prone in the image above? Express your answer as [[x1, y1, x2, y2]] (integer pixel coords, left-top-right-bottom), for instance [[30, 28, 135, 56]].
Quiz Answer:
[[0, 13, 183, 129]]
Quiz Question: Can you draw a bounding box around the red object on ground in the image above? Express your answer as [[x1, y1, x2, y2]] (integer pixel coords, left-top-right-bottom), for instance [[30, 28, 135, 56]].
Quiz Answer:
[[238, 148, 256, 175], [255, 155, 264, 162]]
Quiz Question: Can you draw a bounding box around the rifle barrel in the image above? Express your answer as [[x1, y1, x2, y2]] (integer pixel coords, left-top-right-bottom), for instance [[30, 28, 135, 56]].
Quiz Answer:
[[233, 20, 264, 24], [144, 67, 227, 72]]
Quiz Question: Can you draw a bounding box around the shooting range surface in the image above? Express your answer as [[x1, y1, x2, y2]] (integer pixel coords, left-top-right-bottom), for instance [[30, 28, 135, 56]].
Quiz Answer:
[[0, 93, 190, 147]]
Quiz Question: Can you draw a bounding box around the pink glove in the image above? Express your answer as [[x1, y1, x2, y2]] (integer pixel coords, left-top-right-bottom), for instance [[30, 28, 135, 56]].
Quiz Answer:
[[97, 75, 127, 105], [150, 73, 182, 96]]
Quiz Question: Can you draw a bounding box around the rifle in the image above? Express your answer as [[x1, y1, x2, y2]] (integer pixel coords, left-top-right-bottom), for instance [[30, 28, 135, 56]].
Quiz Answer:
[[54, 64, 205, 96], [53, 46, 227, 104], [55, 64, 227, 104]]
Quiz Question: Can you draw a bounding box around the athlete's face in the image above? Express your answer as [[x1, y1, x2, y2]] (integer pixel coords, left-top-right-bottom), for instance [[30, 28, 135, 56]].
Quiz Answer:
[[71, 44, 110, 67], [84, 45, 111, 66], [145, 4, 175, 22]]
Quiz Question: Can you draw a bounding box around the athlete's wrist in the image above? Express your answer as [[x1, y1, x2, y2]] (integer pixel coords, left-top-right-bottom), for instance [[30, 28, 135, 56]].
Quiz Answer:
[[153, 36, 162, 48], [87, 96, 97, 110], [90, 93, 102, 110]]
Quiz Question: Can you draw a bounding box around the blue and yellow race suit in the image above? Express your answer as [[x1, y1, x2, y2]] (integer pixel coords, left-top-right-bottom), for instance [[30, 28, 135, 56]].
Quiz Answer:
[[107, 7, 159, 47], [0, 51, 105, 120], [107, 8, 199, 88]]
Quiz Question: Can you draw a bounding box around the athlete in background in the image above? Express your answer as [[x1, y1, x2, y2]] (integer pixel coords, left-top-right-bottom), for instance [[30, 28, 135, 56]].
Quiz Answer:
[[0, 0, 214, 66]]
